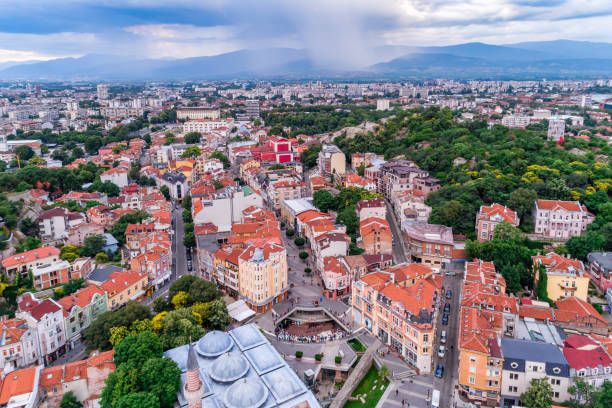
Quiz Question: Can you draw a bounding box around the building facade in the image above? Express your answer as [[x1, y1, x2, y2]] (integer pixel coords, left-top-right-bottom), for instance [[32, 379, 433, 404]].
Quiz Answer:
[[532, 200, 594, 240], [475, 203, 519, 242]]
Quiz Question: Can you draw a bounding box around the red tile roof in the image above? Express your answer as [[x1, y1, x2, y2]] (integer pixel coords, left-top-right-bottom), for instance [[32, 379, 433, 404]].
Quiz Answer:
[[0, 366, 38, 404], [477, 203, 519, 224], [536, 199, 582, 212], [1, 246, 60, 268]]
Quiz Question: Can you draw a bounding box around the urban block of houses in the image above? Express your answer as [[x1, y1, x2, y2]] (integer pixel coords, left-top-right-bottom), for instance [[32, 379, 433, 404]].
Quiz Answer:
[[359, 217, 392, 256], [533, 252, 589, 302], [586, 251, 612, 293], [57, 285, 108, 349]]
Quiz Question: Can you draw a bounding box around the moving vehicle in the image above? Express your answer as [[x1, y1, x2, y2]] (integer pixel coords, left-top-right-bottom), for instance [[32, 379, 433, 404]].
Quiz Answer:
[[445, 289, 452, 299], [438, 345, 446, 357], [444, 302, 450, 313], [431, 389, 440, 408], [442, 313, 449, 325], [435, 364, 444, 378], [440, 330, 447, 344]]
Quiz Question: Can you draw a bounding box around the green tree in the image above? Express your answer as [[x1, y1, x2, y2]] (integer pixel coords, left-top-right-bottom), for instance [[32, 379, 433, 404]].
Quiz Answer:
[[183, 231, 195, 248], [493, 222, 522, 242], [139, 357, 181, 407], [566, 231, 604, 261], [300, 144, 321, 168], [116, 392, 158, 408], [60, 391, 82, 408], [294, 237, 305, 246], [181, 195, 192, 210], [19, 217, 37, 235], [299, 251, 309, 260], [82, 234, 107, 257], [568, 377, 594, 406], [153, 297, 172, 314], [356, 164, 366, 176], [168, 275, 221, 307], [520, 377, 554, 408], [184, 132, 201, 144], [40, 144, 49, 155], [336, 206, 359, 234], [181, 146, 201, 158], [95, 252, 109, 263], [592, 380, 612, 408], [157, 308, 204, 349], [535, 264, 552, 305], [209, 151, 230, 168], [313, 190, 336, 212], [206, 299, 231, 330], [15, 145, 34, 161], [83, 302, 152, 351], [114, 331, 163, 368], [508, 188, 538, 226], [160, 185, 170, 200]]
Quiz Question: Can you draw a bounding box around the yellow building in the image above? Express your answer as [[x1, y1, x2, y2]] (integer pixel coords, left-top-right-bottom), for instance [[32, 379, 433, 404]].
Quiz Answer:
[[240, 159, 260, 180], [99, 270, 148, 309], [317, 144, 346, 177], [533, 252, 589, 302], [238, 242, 288, 313]]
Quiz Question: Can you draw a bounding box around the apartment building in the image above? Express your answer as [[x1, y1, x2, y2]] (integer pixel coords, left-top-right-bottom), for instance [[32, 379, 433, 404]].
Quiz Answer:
[[16, 293, 67, 364], [313, 232, 350, 272], [392, 190, 431, 224], [31, 260, 78, 290], [183, 118, 232, 133], [1, 246, 61, 281], [352, 270, 440, 374], [355, 198, 386, 221], [266, 177, 306, 211], [238, 242, 288, 313], [213, 245, 243, 297], [402, 222, 455, 268], [100, 167, 129, 188], [500, 338, 570, 406], [0, 317, 41, 371], [586, 252, 612, 292], [563, 334, 612, 400], [321, 256, 350, 298], [176, 106, 220, 120], [533, 252, 589, 302], [57, 286, 108, 349], [37, 208, 85, 244], [317, 144, 346, 177], [378, 160, 440, 200], [459, 260, 518, 406], [359, 217, 392, 256], [99, 270, 148, 309], [475, 203, 519, 242], [501, 115, 530, 128], [532, 199, 594, 239], [130, 250, 171, 289]]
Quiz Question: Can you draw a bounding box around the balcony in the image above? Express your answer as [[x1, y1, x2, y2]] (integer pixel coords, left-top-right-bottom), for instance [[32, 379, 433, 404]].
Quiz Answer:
[[558, 282, 577, 290]]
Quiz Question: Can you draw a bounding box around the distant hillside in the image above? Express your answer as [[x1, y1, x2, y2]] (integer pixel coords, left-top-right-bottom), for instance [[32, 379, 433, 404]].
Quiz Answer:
[[2, 40, 612, 80]]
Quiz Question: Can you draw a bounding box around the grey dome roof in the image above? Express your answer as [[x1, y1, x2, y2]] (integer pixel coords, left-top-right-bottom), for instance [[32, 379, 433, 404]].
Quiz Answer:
[[223, 378, 269, 408], [196, 330, 233, 357], [209, 352, 249, 383]]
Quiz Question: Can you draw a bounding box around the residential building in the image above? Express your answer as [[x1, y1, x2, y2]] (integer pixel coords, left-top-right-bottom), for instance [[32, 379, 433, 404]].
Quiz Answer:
[[532, 199, 594, 239], [351, 270, 440, 374], [37, 207, 85, 244], [279, 198, 316, 229], [96, 84, 108, 100], [0, 317, 41, 371], [183, 118, 232, 133], [16, 293, 67, 364], [100, 167, 129, 188], [1, 246, 60, 282], [533, 252, 589, 302], [501, 115, 530, 128], [391, 190, 431, 223], [355, 198, 386, 221], [342, 254, 393, 283], [192, 186, 263, 232], [378, 160, 440, 200], [317, 144, 346, 177], [238, 242, 288, 313], [359, 217, 392, 255], [130, 250, 171, 289], [38, 350, 115, 408], [266, 177, 306, 211], [99, 270, 147, 309], [321, 256, 350, 297], [500, 338, 570, 406], [313, 232, 351, 272], [562, 334, 612, 400], [213, 245, 243, 297], [376, 99, 390, 111], [402, 222, 455, 269], [0, 365, 42, 408], [57, 286, 108, 349], [65, 222, 104, 247], [158, 171, 189, 201], [344, 174, 376, 191], [31, 260, 79, 290], [547, 118, 566, 142], [586, 252, 612, 292], [176, 106, 220, 120], [475, 203, 519, 242]]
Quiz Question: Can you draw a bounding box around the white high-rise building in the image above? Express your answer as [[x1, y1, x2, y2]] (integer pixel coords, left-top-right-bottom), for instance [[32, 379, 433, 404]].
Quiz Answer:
[[97, 84, 109, 100], [547, 118, 566, 142], [376, 99, 390, 111]]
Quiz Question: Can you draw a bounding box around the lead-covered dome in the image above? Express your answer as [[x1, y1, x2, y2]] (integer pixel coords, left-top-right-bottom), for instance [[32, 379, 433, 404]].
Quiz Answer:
[[209, 352, 249, 383], [196, 330, 233, 357], [223, 378, 269, 408]]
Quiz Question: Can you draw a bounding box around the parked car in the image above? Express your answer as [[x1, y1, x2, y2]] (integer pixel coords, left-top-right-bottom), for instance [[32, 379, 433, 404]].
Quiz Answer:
[[187, 261, 193, 271], [445, 290, 452, 299], [438, 345, 446, 358], [442, 313, 449, 325], [435, 364, 444, 378], [444, 303, 450, 313], [440, 330, 447, 344]]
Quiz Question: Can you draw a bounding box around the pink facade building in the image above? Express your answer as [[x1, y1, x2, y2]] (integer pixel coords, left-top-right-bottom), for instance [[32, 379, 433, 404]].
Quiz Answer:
[[533, 200, 594, 240], [475, 203, 519, 242]]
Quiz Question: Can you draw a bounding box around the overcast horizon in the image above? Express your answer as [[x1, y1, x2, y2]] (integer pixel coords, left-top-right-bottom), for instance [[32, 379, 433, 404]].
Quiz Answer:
[[2, 0, 612, 68]]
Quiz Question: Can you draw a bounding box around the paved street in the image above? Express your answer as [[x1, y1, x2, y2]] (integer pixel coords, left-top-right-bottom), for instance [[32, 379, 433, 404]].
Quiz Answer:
[[385, 200, 408, 264]]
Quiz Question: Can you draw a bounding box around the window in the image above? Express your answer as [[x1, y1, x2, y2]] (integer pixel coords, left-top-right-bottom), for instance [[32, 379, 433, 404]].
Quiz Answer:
[[510, 373, 519, 380], [470, 356, 477, 363], [510, 362, 519, 369], [532, 365, 538, 372], [508, 386, 518, 393], [469, 376, 475, 385], [553, 392, 559, 399], [578, 370, 586, 377]]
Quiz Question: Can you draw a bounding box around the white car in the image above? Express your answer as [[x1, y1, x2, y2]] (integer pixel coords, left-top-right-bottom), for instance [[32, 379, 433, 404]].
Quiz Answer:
[[438, 345, 446, 358], [440, 330, 447, 344]]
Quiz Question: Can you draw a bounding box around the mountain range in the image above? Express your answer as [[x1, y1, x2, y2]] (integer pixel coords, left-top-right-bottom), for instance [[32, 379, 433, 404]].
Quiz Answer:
[[2, 40, 612, 80]]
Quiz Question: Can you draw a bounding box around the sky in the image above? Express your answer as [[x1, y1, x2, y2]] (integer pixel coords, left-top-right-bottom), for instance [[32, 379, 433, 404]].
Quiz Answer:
[[1, 0, 611, 66]]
